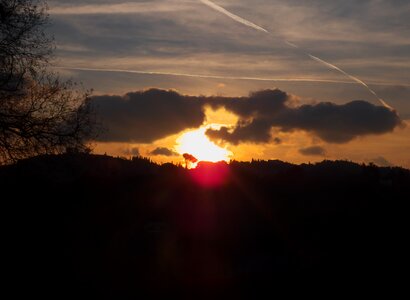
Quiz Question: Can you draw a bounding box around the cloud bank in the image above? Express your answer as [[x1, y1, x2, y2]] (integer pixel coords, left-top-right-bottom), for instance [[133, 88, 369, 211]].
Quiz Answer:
[[91, 89, 402, 145], [206, 90, 402, 144]]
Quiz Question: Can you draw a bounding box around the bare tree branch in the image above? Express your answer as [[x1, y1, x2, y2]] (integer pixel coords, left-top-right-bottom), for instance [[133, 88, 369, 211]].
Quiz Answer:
[[0, 0, 97, 164]]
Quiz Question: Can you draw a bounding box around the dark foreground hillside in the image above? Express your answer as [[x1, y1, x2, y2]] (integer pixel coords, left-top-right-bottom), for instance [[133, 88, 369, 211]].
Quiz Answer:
[[2, 154, 409, 298]]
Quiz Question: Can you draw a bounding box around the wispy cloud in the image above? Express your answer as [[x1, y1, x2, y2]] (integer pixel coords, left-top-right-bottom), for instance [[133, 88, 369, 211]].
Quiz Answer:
[[48, 0, 410, 115], [50, 0, 190, 15], [200, 0, 393, 108]]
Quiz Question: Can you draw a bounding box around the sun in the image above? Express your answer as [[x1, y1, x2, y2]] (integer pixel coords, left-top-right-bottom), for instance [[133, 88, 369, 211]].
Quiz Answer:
[[176, 127, 232, 165]]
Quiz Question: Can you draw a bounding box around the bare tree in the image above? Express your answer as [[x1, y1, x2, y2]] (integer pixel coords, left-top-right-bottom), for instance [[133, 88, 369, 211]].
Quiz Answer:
[[0, 0, 96, 164]]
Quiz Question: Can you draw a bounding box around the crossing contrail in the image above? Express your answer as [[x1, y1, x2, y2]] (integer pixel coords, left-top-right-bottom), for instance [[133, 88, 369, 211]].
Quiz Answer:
[[199, 0, 393, 109]]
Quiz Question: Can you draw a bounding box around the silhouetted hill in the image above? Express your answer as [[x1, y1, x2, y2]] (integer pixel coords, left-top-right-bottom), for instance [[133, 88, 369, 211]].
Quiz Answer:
[[2, 154, 409, 298]]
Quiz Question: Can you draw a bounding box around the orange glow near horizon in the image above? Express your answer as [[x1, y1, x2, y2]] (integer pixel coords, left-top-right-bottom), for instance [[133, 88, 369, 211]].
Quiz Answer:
[[176, 127, 232, 166]]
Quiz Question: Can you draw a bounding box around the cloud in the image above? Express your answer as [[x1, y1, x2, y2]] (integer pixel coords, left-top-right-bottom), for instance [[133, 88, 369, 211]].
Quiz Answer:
[[299, 146, 326, 156], [366, 156, 394, 167], [49, 0, 410, 100], [206, 89, 402, 144], [275, 100, 402, 143], [149, 147, 179, 157], [91, 88, 402, 145], [92, 89, 205, 143], [122, 147, 140, 156], [208, 89, 289, 118], [50, 0, 190, 15], [374, 85, 410, 119], [273, 137, 282, 144], [206, 119, 272, 144], [201, 0, 392, 108]]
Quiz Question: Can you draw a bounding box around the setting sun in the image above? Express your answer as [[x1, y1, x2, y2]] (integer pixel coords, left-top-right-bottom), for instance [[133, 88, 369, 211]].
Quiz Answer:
[[176, 127, 232, 165]]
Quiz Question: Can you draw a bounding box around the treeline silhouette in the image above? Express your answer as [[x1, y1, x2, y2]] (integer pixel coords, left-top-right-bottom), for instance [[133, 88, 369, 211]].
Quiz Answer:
[[2, 154, 409, 298]]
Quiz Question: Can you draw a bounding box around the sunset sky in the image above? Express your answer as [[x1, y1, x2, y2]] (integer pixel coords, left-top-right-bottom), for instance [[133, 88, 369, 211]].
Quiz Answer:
[[48, 0, 410, 167]]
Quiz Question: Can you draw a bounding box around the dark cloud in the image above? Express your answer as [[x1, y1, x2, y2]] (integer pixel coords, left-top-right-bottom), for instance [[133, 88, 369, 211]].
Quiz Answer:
[[92, 89, 205, 143], [205, 90, 289, 145], [207, 89, 289, 118], [299, 146, 326, 156], [149, 147, 178, 157], [92, 88, 402, 145], [206, 89, 402, 144], [206, 119, 272, 144], [274, 100, 402, 143]]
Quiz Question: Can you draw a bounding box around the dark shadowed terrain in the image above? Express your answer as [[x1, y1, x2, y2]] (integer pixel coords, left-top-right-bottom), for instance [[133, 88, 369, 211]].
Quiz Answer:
[[2, 154, 409, 298]]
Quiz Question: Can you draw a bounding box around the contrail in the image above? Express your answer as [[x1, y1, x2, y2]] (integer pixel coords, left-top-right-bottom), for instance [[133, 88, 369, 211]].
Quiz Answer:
[[200, 0, 392, 109], [200, 0, 268, 33], [55, 66, 359, 84], [56, 66, 408, 88], [308, 55, 393, 109]]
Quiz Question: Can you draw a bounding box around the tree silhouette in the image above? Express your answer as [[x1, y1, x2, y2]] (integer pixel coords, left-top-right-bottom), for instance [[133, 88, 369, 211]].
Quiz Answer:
[[2, 154, 409, 297], [183, 153, 198, 169], [0, 0, 96, 164]]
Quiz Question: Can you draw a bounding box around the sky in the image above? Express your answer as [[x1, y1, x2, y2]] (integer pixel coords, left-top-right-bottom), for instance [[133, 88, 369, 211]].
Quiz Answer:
[[47, 0, 410, 168]]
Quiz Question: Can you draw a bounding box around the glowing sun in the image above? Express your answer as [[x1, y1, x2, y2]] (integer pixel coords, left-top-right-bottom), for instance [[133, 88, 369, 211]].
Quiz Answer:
[[176, 127, 232, 164]]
